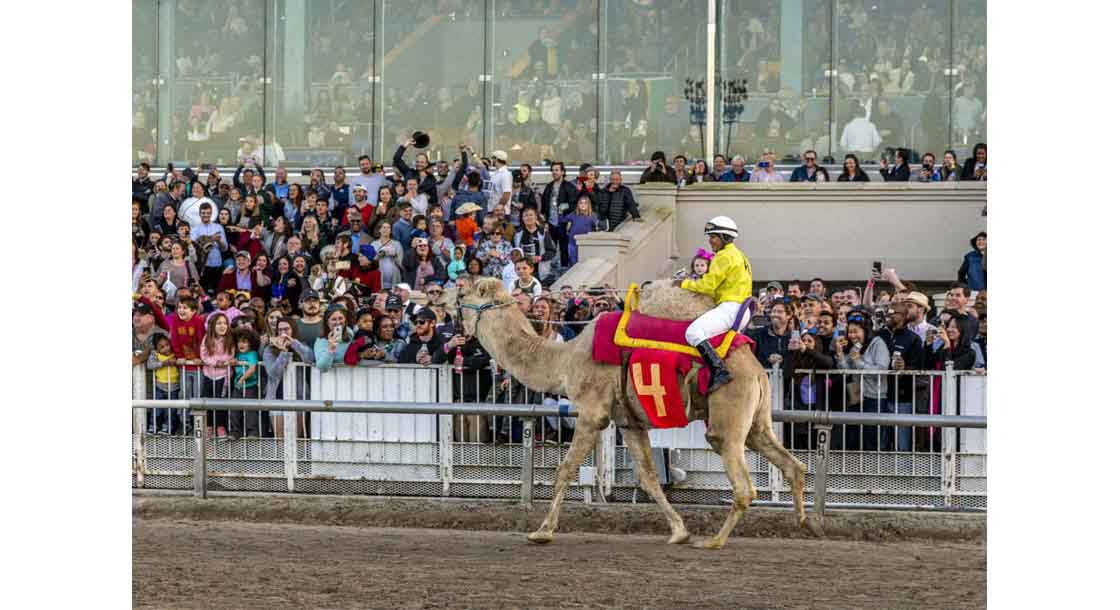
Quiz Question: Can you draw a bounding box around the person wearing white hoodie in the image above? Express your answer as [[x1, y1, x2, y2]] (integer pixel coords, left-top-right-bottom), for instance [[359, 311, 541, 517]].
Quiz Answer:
[[502, 248, 524, 293]]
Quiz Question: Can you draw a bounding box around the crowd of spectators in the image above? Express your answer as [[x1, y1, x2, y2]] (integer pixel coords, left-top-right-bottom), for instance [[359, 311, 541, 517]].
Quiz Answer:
[[134, 0, 985, 170], [637, 142, 987, 185], [132, 115, 987, 450]]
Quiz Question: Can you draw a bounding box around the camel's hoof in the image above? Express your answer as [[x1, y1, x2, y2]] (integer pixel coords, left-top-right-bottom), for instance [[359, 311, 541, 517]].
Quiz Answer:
[[527, 530, 554, 544], [803, 515, 825, 538], [691, 537, 725, 550], [667, 530, 691, 545]]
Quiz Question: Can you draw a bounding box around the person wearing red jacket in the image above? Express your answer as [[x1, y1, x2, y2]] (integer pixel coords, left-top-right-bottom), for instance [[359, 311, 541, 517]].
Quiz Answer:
[[169, 295, 207, 400], [342, 245, 382, 293]]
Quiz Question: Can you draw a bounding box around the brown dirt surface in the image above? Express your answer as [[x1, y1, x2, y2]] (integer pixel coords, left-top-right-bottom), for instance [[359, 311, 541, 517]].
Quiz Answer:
[[134, 518, 985, 610], [133, 492, 986, 543]]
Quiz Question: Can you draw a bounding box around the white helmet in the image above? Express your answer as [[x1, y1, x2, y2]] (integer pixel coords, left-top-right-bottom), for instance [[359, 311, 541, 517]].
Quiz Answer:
[[704, 216, 739, 239]]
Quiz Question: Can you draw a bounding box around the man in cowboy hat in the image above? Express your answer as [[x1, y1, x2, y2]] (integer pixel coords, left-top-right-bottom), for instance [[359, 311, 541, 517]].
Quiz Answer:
[[904, 291, 935, 341], [673, 216, 753, 392]]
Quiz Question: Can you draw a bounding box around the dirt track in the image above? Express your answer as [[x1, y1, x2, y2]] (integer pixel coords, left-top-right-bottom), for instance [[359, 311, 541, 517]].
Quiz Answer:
[[134, 518, 985, 610]]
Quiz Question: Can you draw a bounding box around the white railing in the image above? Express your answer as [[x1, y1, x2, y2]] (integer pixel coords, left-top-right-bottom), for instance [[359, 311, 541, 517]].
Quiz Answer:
[[131, 362, 986, 510]]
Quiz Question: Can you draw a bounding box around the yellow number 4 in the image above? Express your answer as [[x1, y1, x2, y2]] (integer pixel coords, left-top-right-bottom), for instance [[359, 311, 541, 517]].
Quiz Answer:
[[631, 362, 668, 417]]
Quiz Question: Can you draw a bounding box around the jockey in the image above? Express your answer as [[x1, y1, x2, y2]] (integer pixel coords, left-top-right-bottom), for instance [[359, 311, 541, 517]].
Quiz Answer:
[[673, 216, 753, 392]]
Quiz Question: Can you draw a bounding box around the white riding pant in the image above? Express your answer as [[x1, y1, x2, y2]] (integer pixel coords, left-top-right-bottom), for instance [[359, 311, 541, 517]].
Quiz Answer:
[[685, 301, 744, 346]]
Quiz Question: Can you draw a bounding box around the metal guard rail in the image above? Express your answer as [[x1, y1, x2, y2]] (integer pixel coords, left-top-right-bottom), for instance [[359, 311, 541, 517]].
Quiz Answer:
[[130, 393, 986, 515], [130, 398, 985, 429]]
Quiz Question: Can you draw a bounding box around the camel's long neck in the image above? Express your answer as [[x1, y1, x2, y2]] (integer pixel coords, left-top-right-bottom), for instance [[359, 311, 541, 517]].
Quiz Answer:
[[477, 306, 569, 395]]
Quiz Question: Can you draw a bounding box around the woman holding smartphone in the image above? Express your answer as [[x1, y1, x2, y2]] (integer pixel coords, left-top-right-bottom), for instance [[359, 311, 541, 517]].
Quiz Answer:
[[313, 305, 353, 370], [749, 149, 783, 183]]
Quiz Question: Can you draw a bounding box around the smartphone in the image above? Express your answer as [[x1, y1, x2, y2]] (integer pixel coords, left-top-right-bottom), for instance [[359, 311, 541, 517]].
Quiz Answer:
[[872, 261, 882, 275], [335, 260, 351, 271], [758, 161, 770, 169]]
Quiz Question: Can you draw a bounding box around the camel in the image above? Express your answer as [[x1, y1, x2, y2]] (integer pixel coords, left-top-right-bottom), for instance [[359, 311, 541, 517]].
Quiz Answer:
[[439, 277, 823, 549]]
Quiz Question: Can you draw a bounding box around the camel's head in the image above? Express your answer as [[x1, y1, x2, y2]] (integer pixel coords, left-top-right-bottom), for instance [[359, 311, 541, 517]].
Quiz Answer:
[[453, 276, 512, 338]]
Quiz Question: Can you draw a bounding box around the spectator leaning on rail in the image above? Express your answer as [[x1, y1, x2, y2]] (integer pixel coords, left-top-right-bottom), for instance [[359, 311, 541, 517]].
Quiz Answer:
[[314, 304, 353, 370], [783, 327, 834, 449], [261, 316, 314, 438], [961, 142, 987, 181], [600, 170, 641, 232], [719, 155, 751, 182], [674, 216, 753, 392], [399, 308, 444, 365], [789, 150, 829, 182], [639, 151, 675, 184], [916, 152, 938, 182], [876, 301, 924, 452], [837, 154, 871, 182], [879, 148, 912, 182], [750, 149, 784, 183], [748, 298, 795, 372], [934, 151, 962, 181], [958, 232, 987, 291], [832, 309, 890, 450]]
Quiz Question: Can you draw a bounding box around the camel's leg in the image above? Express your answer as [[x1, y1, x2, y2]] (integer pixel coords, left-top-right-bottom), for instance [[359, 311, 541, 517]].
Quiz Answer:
[[527, 412, 605, 544], [621, 428, 690, 544], [694, 389, 756, 550], [749, 422, 823, 537], [693, 428, 754, 550]]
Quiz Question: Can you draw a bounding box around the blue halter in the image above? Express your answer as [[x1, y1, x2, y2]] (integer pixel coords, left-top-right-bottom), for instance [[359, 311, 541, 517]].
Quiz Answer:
[[457, 297, 514, 338]]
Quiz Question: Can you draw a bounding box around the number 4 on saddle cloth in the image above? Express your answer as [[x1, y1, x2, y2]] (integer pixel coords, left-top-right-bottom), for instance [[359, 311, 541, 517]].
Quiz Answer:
[[591, 284, 756, 429]]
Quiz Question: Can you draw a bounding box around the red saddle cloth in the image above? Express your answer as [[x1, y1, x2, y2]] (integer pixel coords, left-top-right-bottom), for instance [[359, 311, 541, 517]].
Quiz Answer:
[[591, 311, 755, 429]]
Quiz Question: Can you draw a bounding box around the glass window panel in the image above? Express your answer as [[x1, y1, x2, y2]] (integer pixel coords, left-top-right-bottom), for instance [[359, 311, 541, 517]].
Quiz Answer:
[[720, 0, 832, 165], [603, 0, 707, 164], [492, 0, 599, 166], [952, 0, 986, 150], [833, 0, 951, 165], [132, 0, 159, 166], [268, 1, 375, 168], [380, 1, 485, 166], [167, 0, 267, 166]]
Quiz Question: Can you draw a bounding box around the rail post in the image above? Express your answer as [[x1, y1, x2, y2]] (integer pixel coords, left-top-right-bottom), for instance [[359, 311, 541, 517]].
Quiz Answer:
[[520, 417, 535, 505], [282, 365, 299, 492], [768, 362, 784, 501], [132, 365, 147, 488], [812, 424, 831, 524], [437, 366, 454, 497], [192, 409, 208, 498], [941, 362, 958, 508]]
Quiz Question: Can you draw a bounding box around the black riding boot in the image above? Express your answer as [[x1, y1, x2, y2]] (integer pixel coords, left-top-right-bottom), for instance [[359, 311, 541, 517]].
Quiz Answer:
[[697, 342, 733, 393]]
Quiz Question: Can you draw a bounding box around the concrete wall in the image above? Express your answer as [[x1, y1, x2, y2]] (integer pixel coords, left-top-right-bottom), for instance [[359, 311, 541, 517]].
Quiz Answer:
[[667, 182, 987, 283]]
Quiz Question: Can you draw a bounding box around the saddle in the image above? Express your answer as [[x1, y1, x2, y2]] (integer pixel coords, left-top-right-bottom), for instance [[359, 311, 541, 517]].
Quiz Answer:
[[591, 284, 755, 428], [592, 284, 755, 365]]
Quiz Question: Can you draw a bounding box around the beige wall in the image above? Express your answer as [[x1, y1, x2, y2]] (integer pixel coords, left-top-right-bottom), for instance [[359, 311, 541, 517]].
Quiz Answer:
[[666, 182, 987, 283]]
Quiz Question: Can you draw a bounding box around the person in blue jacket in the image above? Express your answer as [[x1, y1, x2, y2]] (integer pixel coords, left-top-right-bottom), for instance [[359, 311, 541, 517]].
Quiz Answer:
[[957, 231, 986, 291]]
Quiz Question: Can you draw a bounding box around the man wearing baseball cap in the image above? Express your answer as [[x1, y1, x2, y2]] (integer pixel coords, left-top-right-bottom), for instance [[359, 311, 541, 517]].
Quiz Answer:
[[489, 150, 513, 219], [295, 289, 324, 347], [218, 250, 254, 294], [351, 182, 375, 227], [398, 307, 445, 365], [133, 301, 169, 366]]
